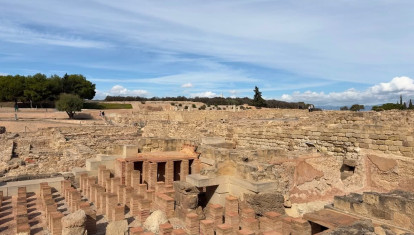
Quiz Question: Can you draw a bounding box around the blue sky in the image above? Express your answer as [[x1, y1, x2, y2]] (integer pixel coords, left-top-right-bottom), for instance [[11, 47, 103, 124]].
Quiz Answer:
[[1, 0, 414, 105]]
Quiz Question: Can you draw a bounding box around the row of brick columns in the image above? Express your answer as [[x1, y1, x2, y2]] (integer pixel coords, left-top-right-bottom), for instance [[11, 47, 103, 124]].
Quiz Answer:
[[15, 187, 30, 234], [183, 195, 311, 235], [61, 179, 97, 234], [95, 164, 179, 234]]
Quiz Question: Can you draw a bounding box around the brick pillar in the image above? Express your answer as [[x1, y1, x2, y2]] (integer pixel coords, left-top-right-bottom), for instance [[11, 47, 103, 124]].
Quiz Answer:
[[181, 160, 189, 180], [95, 186, 105, 209], [172, 229, 187, 235], [225, 212, 239, 232], [70, 189, 81, 212], [165, 161, 174, 185], [125, 162, 134, 187], [131, 170, 141, 189], [105, 178, 111, 192], [138, 184, 147, 197], [185, 213, 200, 235], [259, 211, 282, 232], [50, 212, 64, 235], [241, 218, 258, 231], [146, 189, 155, 210], [103, 169, 111, 188], [112, 205, 125, 221], [79, 173, 88, 194], [191, 159, 201, 174], [208, 204, 224, 228], [156, 182, 165, 193], [157, 194, 175, 218], [237, 229, 255, 235], [123, 187, 133, 207], [98, 165, 106, 185], [130, 194, 143, 216], [216, 224, 232, 235], [117, 185, 126, 204], [111, 177, 120, 194], [200, 220, 214, 235], [143, 161, 149, 184], [61, 180, 71, 195], [148, 162, 157, 189], [87, 177, 96, 199], [160, 223, 173, 235], [99, 192, 108, 215], [225, 195, 239, 215], [90, 184, 97, 203], [130, 227, 145, 235], [138, 199, 151, 222], [106, 193, 117, 218]]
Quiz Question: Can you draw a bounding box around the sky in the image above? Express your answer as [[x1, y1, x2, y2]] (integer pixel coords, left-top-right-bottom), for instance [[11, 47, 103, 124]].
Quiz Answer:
[[1, 0, 414, 106]]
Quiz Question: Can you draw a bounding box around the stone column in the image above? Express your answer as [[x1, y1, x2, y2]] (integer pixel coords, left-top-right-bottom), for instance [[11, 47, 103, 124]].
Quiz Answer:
[[191, 159, 201, 174], [181, 160, 189, 180], [125, 162, 134, 187], [111, 177, 120, 194], [185, 213, 200, 235], [148, 162, 157, 189], [106, 193, 118, 218], [131, 170, 141, 189], [165, 161, 174, 185]]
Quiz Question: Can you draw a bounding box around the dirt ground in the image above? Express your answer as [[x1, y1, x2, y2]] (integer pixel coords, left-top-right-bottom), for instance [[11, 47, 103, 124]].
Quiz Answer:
[[0, 108, 110, 133]]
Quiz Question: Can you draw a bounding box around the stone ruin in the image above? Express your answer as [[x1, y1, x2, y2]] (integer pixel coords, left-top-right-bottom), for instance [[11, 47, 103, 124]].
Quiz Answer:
[[0, 108, 413, 234]]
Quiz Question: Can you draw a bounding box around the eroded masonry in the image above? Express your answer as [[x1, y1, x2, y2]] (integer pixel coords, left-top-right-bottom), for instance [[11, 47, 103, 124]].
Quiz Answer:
[[0, 107, 413, 234]]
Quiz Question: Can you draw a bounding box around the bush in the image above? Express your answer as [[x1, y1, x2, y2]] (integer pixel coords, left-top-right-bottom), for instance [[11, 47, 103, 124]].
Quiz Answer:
[[178, 103, 182, 107], [350, 104, 364, 111], [56, 93, 83, 119], [199, 105, 206, 110], [340, 106, 349, 111], [192, 104, 196, 108], [184, 106, 188, 109], [170, 102, 175, 106]]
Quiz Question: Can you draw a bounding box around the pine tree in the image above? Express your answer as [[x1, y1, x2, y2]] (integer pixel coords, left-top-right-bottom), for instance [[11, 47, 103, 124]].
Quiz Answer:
[[409, 99, 413, 109], [400, 95, 403, 105], [253, 86, 267, 107]]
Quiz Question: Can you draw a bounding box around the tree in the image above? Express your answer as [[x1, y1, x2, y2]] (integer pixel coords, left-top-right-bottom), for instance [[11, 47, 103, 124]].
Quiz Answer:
[[409, 99, 413, 109], [350, 104, 364, 111], [55, 93, 83, 119], [400, 95, 403, 105], [253, 86, 267, 107], [24, 73, 50, 108], [63, 74, 96, 99], [340, 106, 349, 111]]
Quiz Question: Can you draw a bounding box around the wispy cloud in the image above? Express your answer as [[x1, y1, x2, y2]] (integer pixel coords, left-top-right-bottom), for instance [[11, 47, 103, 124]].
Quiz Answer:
[[181, 83, 193, 88], [190, 91, 218, 98], [280, 77, 414, 106], [0, 21, 110, 48], [109, 85, 149, 97], [1, 0, 414, 98]]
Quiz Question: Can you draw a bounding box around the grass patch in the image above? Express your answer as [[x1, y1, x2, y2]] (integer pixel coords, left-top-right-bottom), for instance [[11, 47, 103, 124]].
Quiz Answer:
[[83, 102, 132, 109]]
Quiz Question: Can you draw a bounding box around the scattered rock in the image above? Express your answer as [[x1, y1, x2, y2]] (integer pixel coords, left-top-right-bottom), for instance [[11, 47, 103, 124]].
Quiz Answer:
[[244, 193, 285, 215], [143, 210, 168, 233], [106, 219, 128, 235], [62, 211, 86, 227], [325, 220, 376, 235]]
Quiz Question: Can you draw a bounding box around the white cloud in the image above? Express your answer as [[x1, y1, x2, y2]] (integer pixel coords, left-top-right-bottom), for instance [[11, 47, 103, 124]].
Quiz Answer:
[[181, 83, 193, 88], [369, 76, 414, 93], [280, 76, 414, 106], [190, 91, 218, 98], [0, 22, 110, 48], [109, 85, 149, 97]]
